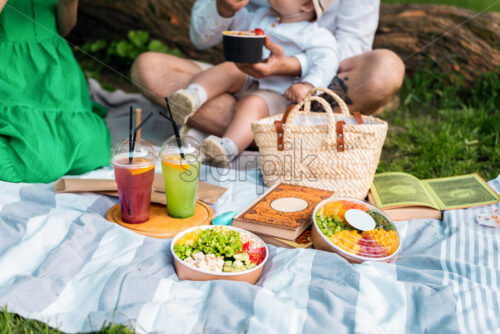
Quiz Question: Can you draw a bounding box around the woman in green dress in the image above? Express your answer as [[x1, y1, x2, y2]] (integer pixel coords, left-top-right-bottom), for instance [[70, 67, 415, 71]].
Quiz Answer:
[[0, 0, 110, 183]]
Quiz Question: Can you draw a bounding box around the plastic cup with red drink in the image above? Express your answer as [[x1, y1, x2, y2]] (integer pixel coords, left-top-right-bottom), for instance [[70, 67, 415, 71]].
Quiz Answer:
[[112, 138, 156, 223]]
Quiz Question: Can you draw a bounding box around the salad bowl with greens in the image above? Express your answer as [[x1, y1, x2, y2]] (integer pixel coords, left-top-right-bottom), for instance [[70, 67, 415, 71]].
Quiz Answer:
[[171, 225, 268, 284], [311, 197, 401, 263]]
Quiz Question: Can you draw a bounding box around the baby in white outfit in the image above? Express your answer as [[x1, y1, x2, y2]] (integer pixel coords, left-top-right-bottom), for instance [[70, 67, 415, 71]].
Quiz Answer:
[[170, 0, 337, 167]]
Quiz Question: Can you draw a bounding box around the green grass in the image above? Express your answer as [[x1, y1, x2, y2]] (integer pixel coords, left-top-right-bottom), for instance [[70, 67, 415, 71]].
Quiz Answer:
[[0, 307, 135, 334], [0, 308, 61, 334], [382, 0, 500, 12], [377, 68, 499, 181]]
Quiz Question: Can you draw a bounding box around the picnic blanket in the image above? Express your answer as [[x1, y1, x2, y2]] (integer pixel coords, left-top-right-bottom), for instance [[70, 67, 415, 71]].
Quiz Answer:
[[1, 82, 499, 333], [1, 169, 499, 333]]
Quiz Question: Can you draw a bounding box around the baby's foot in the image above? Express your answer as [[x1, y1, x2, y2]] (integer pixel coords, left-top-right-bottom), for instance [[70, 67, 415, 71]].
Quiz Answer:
[[169, 84, 208, 124], [168, 89, 200, 125], [202, 136, 239, 168]]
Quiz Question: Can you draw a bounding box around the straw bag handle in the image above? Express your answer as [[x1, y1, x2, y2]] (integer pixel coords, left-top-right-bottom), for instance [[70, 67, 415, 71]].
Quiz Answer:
[[274, 95, 346, 151], [304, 87, 351, 116], [304, 87, 364, 125]]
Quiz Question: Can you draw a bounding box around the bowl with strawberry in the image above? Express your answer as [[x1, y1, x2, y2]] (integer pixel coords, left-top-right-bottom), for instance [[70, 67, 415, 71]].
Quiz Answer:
[[311, 198, 401, 263], [222, 28, 266, 63], [171, 225, 268, 284]]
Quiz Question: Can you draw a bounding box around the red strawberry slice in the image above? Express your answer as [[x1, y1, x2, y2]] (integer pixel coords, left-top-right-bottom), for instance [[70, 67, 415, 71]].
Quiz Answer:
[[254, 28, 265, 35]]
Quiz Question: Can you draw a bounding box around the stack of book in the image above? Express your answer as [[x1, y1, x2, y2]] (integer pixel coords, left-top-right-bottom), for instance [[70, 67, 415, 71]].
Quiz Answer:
[[232, 183, 333, 248]]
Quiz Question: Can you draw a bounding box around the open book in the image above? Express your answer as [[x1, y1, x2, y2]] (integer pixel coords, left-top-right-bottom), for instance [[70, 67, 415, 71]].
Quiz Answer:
[[368, 172, 499, 221]]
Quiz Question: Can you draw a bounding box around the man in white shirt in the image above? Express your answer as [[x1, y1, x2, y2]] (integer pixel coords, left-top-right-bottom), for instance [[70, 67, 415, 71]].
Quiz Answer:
[[131, 0, 405, 137]]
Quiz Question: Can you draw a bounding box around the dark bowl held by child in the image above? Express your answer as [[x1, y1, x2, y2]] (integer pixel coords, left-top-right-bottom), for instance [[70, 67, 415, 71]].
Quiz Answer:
[[223, 31, 266, 64]]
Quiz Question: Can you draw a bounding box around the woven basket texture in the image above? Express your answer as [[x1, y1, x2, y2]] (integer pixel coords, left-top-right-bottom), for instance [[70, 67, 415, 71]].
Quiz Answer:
[[251, 87, 388, 199]]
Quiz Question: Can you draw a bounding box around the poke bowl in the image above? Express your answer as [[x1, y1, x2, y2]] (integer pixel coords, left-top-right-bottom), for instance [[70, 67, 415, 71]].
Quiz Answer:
[[171, 225, 268, 284], [311, 198, 401, 263], [222, 29, 266, 63]]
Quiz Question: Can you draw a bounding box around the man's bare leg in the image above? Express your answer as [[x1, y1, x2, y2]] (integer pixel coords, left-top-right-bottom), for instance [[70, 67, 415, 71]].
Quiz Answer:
[[131, 49, 405, 135], [131, 52, 201, 106], [130, 52, 236, 136], [319, 49, 405, 115], [185, 94, 236, 137]]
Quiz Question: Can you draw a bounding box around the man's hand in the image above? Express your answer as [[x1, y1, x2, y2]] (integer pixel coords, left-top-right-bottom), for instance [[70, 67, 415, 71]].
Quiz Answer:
[[216, 0, 249, 18], [236, 37, 301, 79], [284, 82, 314, 102]]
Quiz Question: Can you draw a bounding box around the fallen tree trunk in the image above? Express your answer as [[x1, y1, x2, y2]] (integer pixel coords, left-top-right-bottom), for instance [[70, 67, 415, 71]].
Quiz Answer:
[[375, 4, 500, 81], [68, 1, 500, 82]]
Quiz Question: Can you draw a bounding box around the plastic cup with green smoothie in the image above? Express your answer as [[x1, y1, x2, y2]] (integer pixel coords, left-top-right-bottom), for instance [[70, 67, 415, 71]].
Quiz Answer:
[[159, 136, 202, 219]]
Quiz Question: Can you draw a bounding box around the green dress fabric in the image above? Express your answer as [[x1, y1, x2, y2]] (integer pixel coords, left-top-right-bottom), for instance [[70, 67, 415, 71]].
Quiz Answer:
[[0, 0, 110, 183]]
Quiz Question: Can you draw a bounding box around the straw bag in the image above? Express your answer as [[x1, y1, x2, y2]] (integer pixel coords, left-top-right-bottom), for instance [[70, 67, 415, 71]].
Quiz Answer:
[[251, 87, 388, 199]]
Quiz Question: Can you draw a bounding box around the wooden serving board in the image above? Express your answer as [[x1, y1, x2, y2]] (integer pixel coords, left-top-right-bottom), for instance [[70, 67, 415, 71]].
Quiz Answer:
[[106, 202, 213, 238]]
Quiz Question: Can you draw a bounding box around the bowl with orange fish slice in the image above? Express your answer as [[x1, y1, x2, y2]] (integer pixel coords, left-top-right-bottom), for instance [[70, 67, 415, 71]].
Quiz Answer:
[[311, 198, 401, 263]]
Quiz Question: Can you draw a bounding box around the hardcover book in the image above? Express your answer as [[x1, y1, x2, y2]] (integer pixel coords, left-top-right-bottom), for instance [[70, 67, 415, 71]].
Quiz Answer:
[[368, 172, 499, 221], [256, 227, 313, 249], [233, 183, 333, 240]]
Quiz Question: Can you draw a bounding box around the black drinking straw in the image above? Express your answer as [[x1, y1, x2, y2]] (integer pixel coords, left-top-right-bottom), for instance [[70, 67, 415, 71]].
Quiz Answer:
[[128, 106, 133, 163], [127, 106, 133, 215], [159, 97, 185, 159], [130, 112, 154, 154]]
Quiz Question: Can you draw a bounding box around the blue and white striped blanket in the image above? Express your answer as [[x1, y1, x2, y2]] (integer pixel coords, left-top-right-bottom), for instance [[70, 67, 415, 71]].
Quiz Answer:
[[1, 168, 499, 334]]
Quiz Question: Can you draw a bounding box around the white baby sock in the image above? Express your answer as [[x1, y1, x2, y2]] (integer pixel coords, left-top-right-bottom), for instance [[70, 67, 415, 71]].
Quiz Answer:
[[220, 137, 239, 160], [186, 83, 208, 110]]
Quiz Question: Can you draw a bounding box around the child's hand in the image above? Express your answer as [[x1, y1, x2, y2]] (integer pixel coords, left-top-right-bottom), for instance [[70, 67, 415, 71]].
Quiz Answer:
[[284, 83, 314, 102]]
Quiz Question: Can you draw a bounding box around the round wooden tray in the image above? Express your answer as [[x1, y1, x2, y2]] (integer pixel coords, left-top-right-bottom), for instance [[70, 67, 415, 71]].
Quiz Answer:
[[106, 202, 213, 238]]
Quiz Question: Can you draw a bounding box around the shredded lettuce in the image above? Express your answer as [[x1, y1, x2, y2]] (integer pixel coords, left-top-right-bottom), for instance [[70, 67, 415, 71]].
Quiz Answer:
[[174, 227, 243, 260]]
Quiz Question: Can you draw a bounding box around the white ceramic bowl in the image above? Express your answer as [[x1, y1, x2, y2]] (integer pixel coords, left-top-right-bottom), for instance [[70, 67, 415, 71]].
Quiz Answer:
[[311, 197, 401, 263], [171, 225, 269, 284]]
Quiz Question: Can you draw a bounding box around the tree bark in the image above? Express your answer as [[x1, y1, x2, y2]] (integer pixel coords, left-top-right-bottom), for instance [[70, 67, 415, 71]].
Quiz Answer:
[[375, 4, 500, 81], [68, 1, 500, 82]]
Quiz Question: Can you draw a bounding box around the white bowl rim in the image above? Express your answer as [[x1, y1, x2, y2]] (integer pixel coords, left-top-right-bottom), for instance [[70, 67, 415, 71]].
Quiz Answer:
[[312, 197, 402, 262], [222, 31, 267, 38], [170, 225, 269, 276]]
